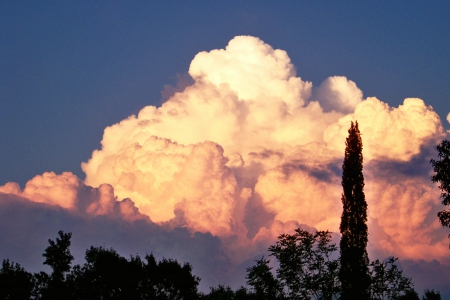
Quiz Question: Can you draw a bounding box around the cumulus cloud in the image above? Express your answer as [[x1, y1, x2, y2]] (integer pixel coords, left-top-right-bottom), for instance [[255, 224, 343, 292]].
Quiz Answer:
[[111, 137, 245, 236], [78, 35, 449, 263], [365, 173, 447, 260], [254, 162, 342, 232], [324, 97, 444, 161], [0, 172, 146, 221], [314, 76, 363, 114], [189, 36, 312, 108], [2, 35, 450, 293]]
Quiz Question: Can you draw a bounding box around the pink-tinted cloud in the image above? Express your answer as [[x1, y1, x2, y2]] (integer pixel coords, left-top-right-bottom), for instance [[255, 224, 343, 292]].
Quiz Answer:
[[1, 35, 449, 294], [0, 172, 145, 221]]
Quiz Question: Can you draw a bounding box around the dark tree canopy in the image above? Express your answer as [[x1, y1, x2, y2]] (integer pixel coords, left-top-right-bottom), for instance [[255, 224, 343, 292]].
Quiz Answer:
[[36, 230, 74, 300], [246, 257, 283, 300], [430, 140, 450, 230], [268, 229, 340, 300], [69, 246, 144, 299], [422, 289, 441, 300], [0, 259, 34, 300], [394, 289, 420, 300], [0, 231, 201, 300], [199, 284, 252, 300], [369, 257, 413, 299], [70, 247, 200, 300], [244, 228, 415, 300], [11, 228, 419, 300], [339, 121, 371, 299], [42, 230, 74, 281]]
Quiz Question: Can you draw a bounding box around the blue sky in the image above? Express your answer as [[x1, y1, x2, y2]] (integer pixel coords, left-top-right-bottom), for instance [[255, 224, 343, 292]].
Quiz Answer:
[[1, 1, 449, 186]]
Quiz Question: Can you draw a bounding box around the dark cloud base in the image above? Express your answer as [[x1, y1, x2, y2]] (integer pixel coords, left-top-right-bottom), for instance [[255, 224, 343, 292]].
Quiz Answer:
[[1, 192, 450, 296], [0, 194, 249, 291], [399, 259, 450, 299]]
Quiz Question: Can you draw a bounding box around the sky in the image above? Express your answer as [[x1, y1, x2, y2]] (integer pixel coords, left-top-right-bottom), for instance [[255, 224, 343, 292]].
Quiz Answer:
[[1, 1, 450, 296]]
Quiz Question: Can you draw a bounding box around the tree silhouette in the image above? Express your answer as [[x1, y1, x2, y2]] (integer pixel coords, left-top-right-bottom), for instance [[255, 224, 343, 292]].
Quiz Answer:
[[35, 230, 74, 299], [69, 246, 143, 299], [246, 257, 283, 300], [369, 257, 413, 299], [430, 140, 450, 236], [69, 247, 200, 300], [395, 289, 420, 300], [422, 289, 441, 300], [0, 231, 202, 299], [244, 227, 416, 300], [0, 259, 34, 300], [148, 255, 200, 300], [268, 229, 340, 300], [43, 230, 74, 280], [200, 284, 240, 300], [339, 121, 371, 299]]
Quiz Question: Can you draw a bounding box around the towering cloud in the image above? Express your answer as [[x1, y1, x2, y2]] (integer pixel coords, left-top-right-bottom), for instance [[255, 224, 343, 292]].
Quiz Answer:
[[80, 36, 446, 261], [1, 35, 449, 291]]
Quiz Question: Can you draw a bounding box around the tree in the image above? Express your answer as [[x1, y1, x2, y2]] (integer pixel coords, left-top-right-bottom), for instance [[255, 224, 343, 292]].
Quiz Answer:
[[69, 246, 143, 300], [35, 230, 74, 300], [247, 227, 417, 300], [147, 255, 200, 300], [200, 284, 240, 300], [70, 248, 200, 300], [394, 289, 420, 300], [43, 230, 74, 280], [268, 229, 340, 300], [0, 259, 34, 300], [339, 121, 371, 299], [430, 140, 450, 234], [422, 289, 441, 300], [369, 257, 414, 299], [246, 257, 284, 300]]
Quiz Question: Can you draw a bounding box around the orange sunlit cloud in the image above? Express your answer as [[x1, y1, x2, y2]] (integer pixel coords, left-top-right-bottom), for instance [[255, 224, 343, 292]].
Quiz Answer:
[[1, 36, 449, 266]]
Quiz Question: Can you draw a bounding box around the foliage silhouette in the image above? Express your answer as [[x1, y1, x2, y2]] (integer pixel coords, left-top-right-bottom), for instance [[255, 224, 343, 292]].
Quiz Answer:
[[394, 289, 420, 300], [0, 231, 200, 300], [268, 229, 340, 300], [0, 259, 34, 300], [422, 289, 441, 300], [339, 121, 371, 299], [69, 246, 143, 299], [43, 231, 74, 280], [35, 230, 74, 300], [369, 257, 413, 299], [70, 248, 200, 300], [430, 140, 450, 236], [147, 255, 200, 299], [198, 284, 253, 300], [242, 228, 419, 300], [246, 257, 283, 300]]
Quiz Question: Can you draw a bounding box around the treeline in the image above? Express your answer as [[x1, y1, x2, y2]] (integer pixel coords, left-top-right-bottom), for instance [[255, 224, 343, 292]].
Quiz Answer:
[[0, 229, 442, 300], [1, 231, 200, 300]]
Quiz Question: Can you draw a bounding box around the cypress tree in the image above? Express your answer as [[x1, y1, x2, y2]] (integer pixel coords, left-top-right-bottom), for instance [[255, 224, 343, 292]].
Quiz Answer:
[[339, 121, 371, 299]]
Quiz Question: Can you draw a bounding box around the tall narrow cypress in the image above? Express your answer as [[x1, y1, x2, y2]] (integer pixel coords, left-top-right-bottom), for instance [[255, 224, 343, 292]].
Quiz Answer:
[[339, 121, 371, 299]]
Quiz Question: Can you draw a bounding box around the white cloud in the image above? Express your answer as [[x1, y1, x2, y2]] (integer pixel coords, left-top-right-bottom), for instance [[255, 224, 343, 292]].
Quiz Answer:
[[3, 36, 449, 272], [314, 76, 363, 114]]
